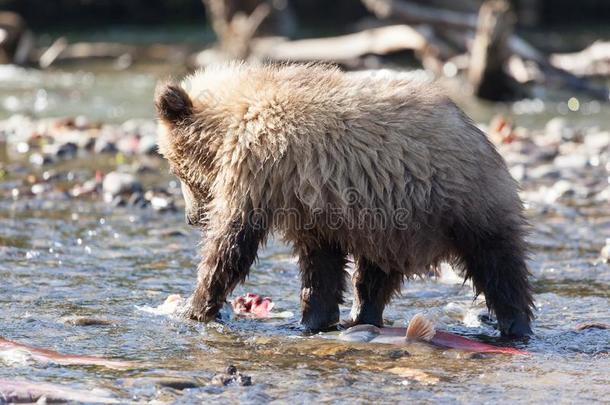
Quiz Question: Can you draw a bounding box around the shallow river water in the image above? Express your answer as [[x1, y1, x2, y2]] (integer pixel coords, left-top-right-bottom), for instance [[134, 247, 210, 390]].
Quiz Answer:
[[0, 62, 609, 404]]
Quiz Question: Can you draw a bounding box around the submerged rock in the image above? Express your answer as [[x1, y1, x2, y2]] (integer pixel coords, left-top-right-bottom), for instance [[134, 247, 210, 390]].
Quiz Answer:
[[154, 377, 202, 390], [60, 316, 113, 326], [211, 365, 252, 387]]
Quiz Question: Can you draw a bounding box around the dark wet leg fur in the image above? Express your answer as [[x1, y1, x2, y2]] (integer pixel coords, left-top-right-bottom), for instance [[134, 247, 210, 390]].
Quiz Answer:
[[187, 212, 267, 322], [452, 220, 535, 338], [350, 257, 403, 327], [298, 241, 348, 331]]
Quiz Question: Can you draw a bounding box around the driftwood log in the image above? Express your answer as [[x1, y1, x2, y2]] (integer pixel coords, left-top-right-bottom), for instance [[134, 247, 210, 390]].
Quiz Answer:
[[256, 25, 453, 63]]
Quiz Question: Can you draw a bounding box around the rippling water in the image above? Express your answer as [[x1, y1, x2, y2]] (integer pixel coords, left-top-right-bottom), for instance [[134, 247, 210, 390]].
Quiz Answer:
[[0, 62, 609, 403]]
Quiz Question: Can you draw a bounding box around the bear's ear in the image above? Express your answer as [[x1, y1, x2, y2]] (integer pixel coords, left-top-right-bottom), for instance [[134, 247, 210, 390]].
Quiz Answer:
[[155, 82, 193, 125]]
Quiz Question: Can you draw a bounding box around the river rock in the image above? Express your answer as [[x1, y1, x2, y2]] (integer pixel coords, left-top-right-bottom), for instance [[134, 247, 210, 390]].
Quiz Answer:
[[43, 141, 78, 159], [545, 117, 577, 141], [583, 131, 610, 151], [553, 154, 588, 170], [71, 178, 101, 197], [30, 183, 49, 195], [138, 134, 158, 155], [127, 191, 148, 208], [116, 134, 140, 155], [601, 239, 610, 263], [102, 171, 142, 202], [527, 164, 560, 180], [146, 192, 175, 212], [28, 152, 54, 166], [94, 136, 118, 154], [211, 366, 252, 387], [509, 165, 525, 182]]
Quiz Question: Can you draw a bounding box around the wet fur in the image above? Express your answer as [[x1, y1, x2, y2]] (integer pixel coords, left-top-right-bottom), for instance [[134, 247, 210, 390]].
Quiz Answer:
[[155, 62, 534, 337]]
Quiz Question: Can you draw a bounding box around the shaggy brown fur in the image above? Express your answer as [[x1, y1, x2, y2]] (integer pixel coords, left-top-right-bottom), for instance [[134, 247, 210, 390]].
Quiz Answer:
[[155, 62, 534, 337]]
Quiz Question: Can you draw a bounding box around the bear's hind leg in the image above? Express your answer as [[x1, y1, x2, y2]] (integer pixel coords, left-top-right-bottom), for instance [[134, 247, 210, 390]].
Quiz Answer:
[[350, 257, 403, 327], [297, 240, 348, 331], [453, 222, 534, 338]]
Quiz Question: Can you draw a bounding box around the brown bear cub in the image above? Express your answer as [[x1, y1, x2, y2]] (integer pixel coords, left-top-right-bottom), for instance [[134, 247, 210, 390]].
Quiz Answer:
[[155, 63, 534, 338]]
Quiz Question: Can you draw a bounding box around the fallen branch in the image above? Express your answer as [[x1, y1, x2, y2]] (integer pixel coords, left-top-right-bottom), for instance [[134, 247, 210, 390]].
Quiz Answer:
[[362, 0, 477, 30], [202, 0, 272, 59], [551, 41, 610, 78], [35, 41, 191, 67]]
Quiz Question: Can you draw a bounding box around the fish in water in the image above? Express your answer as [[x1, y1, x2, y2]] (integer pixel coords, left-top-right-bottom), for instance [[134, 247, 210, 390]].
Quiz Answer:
[[0, 336, 134, 369], [231, 293, 274, 318], [0, 379, 119, 404], [339, 314, 529, 355]]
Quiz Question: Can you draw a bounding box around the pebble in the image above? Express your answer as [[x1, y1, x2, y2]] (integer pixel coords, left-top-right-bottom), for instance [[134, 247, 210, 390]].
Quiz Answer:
[[553, 154, 588, 170], [28, 152, 54, 166], [102, 171, 142, 201], [138, 134, 158, 155], [509, 164, 525, 182], [30, 183, 49, 195], [211, 365, 252, 387], [43, 141, 78, 159], [94, 136, 118, 154], [116, 135, 140, 155], [110, 195, 127, 206], [601, 239, 610, 263], [583, 131, 610, 151], [527, 164, 560, 180], [542, 180, 575, 204], [545, 117, 578, 141], [127, 191, 148, 208], [16, 141, 29, 154], [71, 178, 100, 197], [73, 115, 90, 129], [79, 135, 96, 151], [148, 194, 175, 212]]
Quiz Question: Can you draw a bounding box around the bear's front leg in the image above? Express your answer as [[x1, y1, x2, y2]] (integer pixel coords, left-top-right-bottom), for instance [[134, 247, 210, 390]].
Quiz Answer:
[[185, 212, 267, 322], [297, 240, 347, 331]]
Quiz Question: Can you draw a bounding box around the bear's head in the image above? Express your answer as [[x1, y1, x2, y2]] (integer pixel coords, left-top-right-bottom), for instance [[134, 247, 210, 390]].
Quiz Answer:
[[154, 81, 219, 227]]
